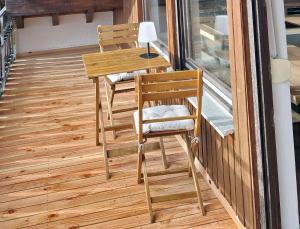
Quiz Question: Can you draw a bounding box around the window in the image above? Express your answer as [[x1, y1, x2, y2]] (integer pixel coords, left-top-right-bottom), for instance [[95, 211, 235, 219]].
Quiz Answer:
[[183, 0, 232, 93], [143, 0, 168, 54]]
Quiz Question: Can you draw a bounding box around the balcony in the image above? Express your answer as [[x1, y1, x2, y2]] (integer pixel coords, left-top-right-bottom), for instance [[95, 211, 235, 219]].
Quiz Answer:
[[0, 47, 237, 228], [0, 0, 291, 228]]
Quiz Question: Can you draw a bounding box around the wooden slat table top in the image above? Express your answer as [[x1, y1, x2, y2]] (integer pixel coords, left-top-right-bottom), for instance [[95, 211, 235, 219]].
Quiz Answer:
[[289, 45, 300, 104], [286, 16, 300, 27], [82, 48, 171, 79]]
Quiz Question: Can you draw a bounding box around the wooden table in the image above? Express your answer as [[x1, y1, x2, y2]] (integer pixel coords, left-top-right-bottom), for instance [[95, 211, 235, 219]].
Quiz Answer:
[[288, 45, 300, 105], [82, 47, 170, 145], [82, 48, 170, 179]]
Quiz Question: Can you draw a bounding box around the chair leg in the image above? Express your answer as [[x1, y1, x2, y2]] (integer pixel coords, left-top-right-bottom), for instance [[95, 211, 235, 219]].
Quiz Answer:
[[183, 135, 192, 177], [159, 137, 168, 169], [97, 85, 110, 180], [110, 86, 116, 114], [142, 154, 155, 223], [185, 133, 206, 215], [110, 86, 116, 139], [104, 149, 110, 180], [104, 81, 117, 139], [188, 162, 192, 177], [137, 144, 144, 184]]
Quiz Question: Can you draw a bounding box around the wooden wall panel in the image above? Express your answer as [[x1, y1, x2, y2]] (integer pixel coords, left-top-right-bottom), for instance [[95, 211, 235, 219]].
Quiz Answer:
[[222, 137, 230, 202], [227, 0, 258, 228], [187, 97, 258, 229], [228, 134, 237, 212], [217, 135, 224, 194], [201, 119, 208, 168]]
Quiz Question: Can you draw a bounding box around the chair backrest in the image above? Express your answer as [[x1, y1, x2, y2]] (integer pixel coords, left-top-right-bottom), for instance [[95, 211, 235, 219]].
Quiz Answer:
[[136, 70, 203, 140], [97, 23, 139, 52]]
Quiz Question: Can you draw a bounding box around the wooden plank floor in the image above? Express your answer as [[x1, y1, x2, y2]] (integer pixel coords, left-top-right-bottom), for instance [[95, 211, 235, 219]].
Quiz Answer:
[[0, 47, 237, 228]]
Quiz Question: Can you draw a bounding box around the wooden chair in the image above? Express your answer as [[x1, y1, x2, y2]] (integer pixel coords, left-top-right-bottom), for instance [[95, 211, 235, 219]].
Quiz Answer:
[[98, 23, 145, 138], [134, 70, 206, 222]]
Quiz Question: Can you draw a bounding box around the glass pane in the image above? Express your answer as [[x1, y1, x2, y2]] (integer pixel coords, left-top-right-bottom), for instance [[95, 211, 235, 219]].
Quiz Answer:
[[144, 0, 168, 53], [184, 0, 231, 89]]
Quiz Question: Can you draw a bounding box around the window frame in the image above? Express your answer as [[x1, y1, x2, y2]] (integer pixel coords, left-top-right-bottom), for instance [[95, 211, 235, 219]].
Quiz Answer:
[[177, 0, 233, 109]]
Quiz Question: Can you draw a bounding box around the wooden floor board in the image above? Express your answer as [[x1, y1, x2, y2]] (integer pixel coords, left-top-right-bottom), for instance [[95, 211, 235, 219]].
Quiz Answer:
[[0, 48, 236, 228]]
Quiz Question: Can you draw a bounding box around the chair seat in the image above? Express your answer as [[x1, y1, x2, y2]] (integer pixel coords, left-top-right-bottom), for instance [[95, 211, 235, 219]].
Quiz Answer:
[[108, 70, 147, 84], [133, 105, 194, 134]]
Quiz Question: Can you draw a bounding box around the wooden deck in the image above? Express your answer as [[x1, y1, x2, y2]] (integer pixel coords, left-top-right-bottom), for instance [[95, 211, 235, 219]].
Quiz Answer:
[[0, 47, 237, 228]]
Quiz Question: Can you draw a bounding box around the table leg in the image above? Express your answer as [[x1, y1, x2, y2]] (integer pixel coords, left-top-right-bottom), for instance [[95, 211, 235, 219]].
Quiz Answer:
[[97, 79, 110, 179]]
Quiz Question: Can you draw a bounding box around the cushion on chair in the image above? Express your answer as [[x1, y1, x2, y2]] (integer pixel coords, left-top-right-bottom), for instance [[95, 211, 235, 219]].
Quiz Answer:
[[108, 70, 147, 84], [133, 105, 194, 134]]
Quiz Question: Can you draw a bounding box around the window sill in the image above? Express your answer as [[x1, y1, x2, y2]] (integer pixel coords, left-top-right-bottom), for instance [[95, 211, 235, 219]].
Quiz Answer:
[[188, 91, 234, 138]]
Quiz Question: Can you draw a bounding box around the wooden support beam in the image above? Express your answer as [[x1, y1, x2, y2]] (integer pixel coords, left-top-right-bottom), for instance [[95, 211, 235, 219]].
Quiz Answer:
[[107, 142, 161, 158], [151, 191, 198, 203], [15, 16, 24, 29], [112, 106, 137, 114], [143, 167, 189, 177], [52, 14, 59, 26], [103, 123, 133, 132], [86, 9, 94, 23]]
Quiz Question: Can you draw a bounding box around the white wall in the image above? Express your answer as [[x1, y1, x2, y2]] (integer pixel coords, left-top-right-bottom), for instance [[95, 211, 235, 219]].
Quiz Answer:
[[16, 11, 113, 54]]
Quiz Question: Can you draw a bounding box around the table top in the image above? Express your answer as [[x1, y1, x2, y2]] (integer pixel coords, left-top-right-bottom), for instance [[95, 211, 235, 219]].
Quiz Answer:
[[82, 48, 171, 79], [286, 16, 300, 27], [288, 45, 300, 104]]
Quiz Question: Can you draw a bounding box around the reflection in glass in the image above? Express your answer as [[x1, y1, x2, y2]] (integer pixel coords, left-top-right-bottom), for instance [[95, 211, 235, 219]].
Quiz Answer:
[[144, 0, 168, 54], [184, 0, 231, 89]]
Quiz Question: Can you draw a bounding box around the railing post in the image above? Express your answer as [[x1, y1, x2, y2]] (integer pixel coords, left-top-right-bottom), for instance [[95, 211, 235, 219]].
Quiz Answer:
[[0, 9, 5, 95], [0, 6, 16, 97]]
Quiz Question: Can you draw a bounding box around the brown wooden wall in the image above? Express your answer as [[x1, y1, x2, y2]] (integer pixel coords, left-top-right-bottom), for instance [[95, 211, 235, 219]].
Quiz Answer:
[[188, 1, 260, 228], [195, 114, 237, 209], [187, 102, 256, 229], [192, 0, 259, 228], [227, 0, 258, 227]]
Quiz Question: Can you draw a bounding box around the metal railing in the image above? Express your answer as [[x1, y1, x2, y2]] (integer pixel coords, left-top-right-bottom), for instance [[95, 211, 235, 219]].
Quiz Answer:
[[0, 6, 16, 97]]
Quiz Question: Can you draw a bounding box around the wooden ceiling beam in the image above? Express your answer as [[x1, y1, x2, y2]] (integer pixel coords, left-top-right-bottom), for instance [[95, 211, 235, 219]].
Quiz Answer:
[[52, 14, 59, 26], [15, 16, 24, 29], [85, 9, 94, 23], [6, 0, 123, 17]]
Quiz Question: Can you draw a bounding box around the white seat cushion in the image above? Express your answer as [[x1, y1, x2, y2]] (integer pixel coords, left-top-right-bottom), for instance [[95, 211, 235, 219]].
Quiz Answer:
[[133, 105, 194, 134], [108, 70, 147, 84]]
